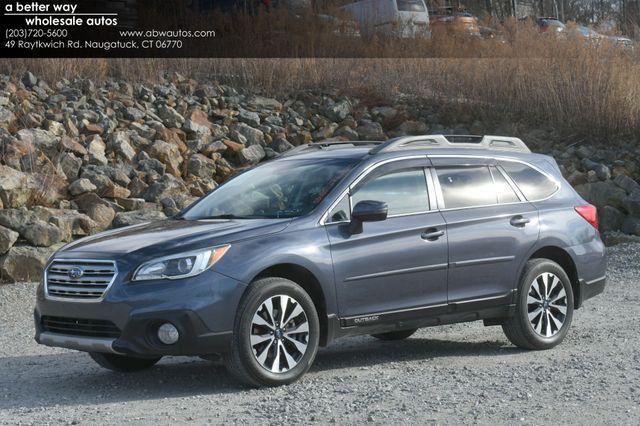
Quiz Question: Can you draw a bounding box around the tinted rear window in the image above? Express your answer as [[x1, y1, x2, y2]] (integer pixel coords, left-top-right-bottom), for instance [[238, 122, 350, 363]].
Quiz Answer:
[[397, 0, 426, 12], [500, 162, 558, 201]]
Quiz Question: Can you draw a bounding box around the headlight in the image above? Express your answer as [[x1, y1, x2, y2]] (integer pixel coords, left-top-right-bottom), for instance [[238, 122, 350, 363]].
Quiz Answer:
[[132, 245, 230, 281]]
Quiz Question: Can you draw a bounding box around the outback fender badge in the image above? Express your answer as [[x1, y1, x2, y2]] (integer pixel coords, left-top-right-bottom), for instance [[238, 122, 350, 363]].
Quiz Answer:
[[353, 315, 380, 324]]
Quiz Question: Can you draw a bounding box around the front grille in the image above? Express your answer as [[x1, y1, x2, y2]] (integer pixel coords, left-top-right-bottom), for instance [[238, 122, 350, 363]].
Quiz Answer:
[[41, 316, 121, 338], [45, 260, 117, 300]]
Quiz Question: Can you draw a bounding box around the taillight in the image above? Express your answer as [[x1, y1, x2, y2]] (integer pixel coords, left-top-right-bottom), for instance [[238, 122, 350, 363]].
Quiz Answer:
[[575, 205, 599, 230]]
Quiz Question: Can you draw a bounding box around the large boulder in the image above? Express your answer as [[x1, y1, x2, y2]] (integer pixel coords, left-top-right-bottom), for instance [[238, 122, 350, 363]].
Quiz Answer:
[[157, 104, 185, 128], [149, 140, 183, 177], [271, 137, 294, 153], [599, 206, 624, 232], [0, 165, 30, 208], [0, 244, 63, 282], [614, 174, 640, 194], [0, 106, 16, 128], [68, 178, 97, 196], [356, 120, 386, 140], [32, 207, 98, 241], [58, 152, 83, 181], [59, 136, 88, 157], [324, 100, 351, 122], [187, 154, 217, 178], [108, 131, 136, 161], [72, 193, 116, 231], [621, 216, 640, 236], [232, 122, 264, 146], [21, 220, 63, 247], [183, 109, 212, 136], [247, 95, 282, 110], [0, 208, 63, 247], [574, 181, 627, 210], [143, 174, 188, 203], [112, 210, 167, 228], [0, 226, 19, 255], [237, 109, 261, 127], [238, 145, 266, 165], [621, 191, 640, 216], [86, 135, 108, 165]]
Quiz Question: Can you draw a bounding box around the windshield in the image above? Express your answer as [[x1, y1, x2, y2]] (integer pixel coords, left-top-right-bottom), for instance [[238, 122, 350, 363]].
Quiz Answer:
[[182, 158, 358, 220]]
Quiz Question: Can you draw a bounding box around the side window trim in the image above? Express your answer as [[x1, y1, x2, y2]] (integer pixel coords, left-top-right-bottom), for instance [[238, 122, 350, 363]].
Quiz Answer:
[[428, 167, 446, 210]]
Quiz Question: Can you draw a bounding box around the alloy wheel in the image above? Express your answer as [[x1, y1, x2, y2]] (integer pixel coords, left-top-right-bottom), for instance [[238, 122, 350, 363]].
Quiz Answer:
[[527, 272, 568, 338], [250, 294, 310, 373]]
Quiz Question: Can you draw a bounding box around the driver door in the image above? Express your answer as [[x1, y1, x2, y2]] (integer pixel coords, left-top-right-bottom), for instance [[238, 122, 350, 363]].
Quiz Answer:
[[324, 158, 448, 320]]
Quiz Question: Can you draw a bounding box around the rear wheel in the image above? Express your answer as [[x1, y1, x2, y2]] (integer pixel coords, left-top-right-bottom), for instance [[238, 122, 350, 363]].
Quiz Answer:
[[502, 259, 574, 350], [371, 328, 418, 341], [224, 277, 320, 387], [89, 352, 161, 372]]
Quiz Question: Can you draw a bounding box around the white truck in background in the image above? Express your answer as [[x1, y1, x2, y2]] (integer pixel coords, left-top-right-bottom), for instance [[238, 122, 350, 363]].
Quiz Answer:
[[340, 0, 430, 39]]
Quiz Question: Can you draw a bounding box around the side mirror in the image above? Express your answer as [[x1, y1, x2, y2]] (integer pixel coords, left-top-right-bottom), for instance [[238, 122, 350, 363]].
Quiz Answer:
[[349, 200, 388, 234]]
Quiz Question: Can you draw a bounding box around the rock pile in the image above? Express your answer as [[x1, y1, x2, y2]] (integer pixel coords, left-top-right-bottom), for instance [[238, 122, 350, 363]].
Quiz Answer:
[[1, 71, 639, 282]]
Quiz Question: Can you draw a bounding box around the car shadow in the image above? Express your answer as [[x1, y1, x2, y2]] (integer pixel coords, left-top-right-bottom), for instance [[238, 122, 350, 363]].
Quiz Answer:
[[0, 336, 523, 411], [313, 336, 523, 372]]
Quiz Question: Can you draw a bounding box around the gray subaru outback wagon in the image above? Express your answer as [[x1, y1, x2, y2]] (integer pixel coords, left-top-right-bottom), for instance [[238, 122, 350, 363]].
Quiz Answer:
[[35, 135, 606, 387]]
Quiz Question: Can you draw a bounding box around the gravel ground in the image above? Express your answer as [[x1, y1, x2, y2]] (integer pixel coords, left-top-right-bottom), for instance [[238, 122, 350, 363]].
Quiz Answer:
[[1, 244, 639, 425]]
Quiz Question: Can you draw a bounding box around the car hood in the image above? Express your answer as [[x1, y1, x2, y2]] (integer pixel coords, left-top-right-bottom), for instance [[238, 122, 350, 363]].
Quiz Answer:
[[59, 218, 291, 255]]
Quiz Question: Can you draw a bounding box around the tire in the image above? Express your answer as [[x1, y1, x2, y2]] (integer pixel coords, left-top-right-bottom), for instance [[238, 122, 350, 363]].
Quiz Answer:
[[89, 352, 161, 372], [371, 328, 418, 341], [502, 259, 574, 350], [224, 277, 320, 387]]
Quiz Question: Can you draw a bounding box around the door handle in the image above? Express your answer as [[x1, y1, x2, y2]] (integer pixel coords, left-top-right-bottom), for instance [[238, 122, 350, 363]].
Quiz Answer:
[[421, 228, 445, 241], [510, 216, 530, 227]]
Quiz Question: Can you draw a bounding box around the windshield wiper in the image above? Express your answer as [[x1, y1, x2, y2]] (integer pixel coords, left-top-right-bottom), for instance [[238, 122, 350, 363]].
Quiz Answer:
[[196, 214, 256, 220]]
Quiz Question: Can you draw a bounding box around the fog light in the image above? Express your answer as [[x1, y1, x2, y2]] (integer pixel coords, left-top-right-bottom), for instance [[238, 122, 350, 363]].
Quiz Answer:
[[157, 323, 179, 345]]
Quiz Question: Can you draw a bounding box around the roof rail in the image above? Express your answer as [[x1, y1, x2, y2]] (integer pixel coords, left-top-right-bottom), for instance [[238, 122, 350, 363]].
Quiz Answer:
[[369, 134, 531, 154], [280, 140, 383, 157]]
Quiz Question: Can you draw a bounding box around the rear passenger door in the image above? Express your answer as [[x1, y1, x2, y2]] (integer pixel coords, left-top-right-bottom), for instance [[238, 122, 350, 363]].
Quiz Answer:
[[430, 157, 540, 307]]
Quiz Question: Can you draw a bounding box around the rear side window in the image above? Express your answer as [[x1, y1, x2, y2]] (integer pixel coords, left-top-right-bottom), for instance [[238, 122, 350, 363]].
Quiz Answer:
[[397, 0, 426, 12], [352, 168, 429, 216], [436, 166, 496, 209], [500, 162, 558, 201], [490, 166, 520, 204]]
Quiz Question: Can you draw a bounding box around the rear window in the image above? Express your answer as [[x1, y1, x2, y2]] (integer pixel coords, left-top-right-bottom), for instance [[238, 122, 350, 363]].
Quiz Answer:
[[397, 0, 426, 12], [500, 162, 558, 201]]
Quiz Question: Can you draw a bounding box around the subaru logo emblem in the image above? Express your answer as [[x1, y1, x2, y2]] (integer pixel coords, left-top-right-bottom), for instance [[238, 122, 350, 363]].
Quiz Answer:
[[68, 267, 84, 279]]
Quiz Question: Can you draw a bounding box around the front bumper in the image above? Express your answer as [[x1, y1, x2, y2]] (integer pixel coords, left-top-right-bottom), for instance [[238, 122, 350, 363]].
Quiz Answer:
[[34, 267, 247, 357]]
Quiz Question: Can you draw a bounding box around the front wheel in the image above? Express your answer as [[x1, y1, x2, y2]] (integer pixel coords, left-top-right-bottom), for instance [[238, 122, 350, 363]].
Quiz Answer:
[[89, 352, 161, 372], [502, 259, 574, 350], [224, 277, 320, 387]]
